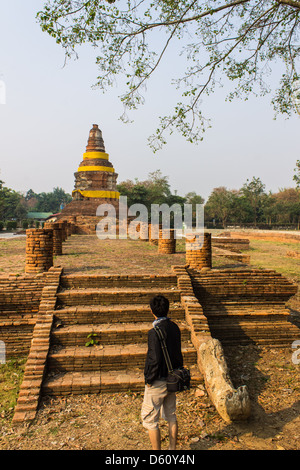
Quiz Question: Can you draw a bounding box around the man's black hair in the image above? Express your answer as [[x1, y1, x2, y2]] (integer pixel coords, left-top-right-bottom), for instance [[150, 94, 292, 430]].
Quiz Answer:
[[150, 295, 169, 317]]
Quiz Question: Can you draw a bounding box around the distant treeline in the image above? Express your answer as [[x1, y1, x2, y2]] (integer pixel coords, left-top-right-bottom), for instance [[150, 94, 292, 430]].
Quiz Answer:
[[117, 170, 300, 230], [0, 181, 71, 228], [0, 163, 299, 230]]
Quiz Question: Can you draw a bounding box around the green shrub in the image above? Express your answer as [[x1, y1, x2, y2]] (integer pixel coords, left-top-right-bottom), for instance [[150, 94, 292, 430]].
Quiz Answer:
[[5, 221, 17, 231]]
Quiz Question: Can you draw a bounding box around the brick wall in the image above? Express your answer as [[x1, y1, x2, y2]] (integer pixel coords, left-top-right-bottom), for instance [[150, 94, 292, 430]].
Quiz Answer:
[[0, 273, 47, 357], [0, 267, 62, 358]]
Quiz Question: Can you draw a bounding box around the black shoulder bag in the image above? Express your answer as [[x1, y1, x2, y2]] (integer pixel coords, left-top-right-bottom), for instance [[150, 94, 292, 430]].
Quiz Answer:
[[154, 326, 191, 393]]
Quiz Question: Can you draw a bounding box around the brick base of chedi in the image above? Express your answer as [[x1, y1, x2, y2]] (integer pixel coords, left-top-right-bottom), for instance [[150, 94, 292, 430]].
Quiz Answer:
[[57, 124, 120, 233]]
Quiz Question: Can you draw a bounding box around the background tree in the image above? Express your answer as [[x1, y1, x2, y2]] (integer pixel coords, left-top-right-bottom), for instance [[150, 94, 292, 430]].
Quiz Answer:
[[241, 177, 266, 227], [260, 191, 277, 225], [185, 192, 205, 206], [117, 170, 184, 214], [205, 187, 236, 228], [26, 187, 72, 213], [117, 179, 150, 208], [184, 191, 205, 224], [24, 189, 39, 210], [0, 185, 72, 222], [144, 170, 172, 205], [272, 187, 300, 227], [294, 160, 300, 188], [37, 0, 300, 150], [0, 180, 25, 222], [225, 189, 253, 225]]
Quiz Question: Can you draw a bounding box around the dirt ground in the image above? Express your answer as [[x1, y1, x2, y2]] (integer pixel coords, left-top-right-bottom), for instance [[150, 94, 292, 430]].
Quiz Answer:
[[0, 345, 299, 451], [0, 231, 299, 451]]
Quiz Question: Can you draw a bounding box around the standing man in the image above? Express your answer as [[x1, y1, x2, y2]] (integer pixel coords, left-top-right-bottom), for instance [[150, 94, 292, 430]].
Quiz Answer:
[[141, 294, 183, 450]]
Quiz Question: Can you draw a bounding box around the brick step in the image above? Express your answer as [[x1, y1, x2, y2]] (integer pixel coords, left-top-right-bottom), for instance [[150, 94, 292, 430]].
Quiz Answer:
[[206, 315, 294, 325], [203, 308, 289, 314], [54, 303, 185, 325], [42, 365, 203, 395], [51, 322, 192, 347], [189, 268, 288, 277], [193, 289, 296, 297], [201, 301, 289, 307], [210, 327, 299, 344], [203, 309, 289, 318], [191, 280, 294, 287], [208, 321, 300, 331], [192, 277, 292, 284], [56, 288, 181, 307], [213, 248, 250, 263], [218, 336, 298, 347], [192, 275, 293, 281], [202, 305, 289, 313], [47, 343, 198, 372], [0, 317, 36, 327], [60, 274, 178, 289], [204, 312, 290, 319], [195, 292, 296, 300], [212, 332, 299, 342]]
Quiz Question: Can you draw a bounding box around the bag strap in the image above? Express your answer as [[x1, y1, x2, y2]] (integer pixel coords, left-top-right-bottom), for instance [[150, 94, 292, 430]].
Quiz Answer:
[[154, 326, 173, 373]]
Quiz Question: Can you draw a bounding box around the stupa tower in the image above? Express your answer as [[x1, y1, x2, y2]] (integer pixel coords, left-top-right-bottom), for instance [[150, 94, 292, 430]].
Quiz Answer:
[[57, 124, 120, 232], [73, 124, 119, 201]]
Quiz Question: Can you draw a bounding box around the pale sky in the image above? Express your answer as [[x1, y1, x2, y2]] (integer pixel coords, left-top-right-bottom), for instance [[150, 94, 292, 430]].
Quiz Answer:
[[0, 1, 299, 202]]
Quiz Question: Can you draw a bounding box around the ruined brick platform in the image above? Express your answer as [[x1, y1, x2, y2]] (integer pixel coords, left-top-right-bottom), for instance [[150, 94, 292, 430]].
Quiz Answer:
[[1, 241, 298, 425], [42, 274, 202, 396]]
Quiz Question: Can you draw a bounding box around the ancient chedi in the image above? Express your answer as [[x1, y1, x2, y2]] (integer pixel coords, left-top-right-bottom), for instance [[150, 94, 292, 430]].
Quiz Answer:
[[57, 124, 120, 233]]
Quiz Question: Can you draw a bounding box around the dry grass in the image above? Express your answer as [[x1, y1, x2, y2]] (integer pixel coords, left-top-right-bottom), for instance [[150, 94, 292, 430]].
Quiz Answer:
[[0, 358, 26, 420], [249, 239, 300, 281], [0, 238, 26, 275], [54, 236, 186, 275], [247, 239, 300, 311]]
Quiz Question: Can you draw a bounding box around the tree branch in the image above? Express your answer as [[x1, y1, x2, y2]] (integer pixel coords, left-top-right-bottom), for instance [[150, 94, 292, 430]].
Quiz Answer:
[[127, 0, 250, 36], [277, 0, 300, 9]]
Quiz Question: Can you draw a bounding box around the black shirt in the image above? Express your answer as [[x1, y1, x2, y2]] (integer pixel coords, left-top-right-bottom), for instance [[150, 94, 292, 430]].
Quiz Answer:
[[144, 317, 183, 384]]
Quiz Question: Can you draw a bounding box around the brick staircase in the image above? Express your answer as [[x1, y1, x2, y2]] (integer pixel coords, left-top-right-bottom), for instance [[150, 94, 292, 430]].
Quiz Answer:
[[42, 274, 202, 396], [189, 268, 300, 347]]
